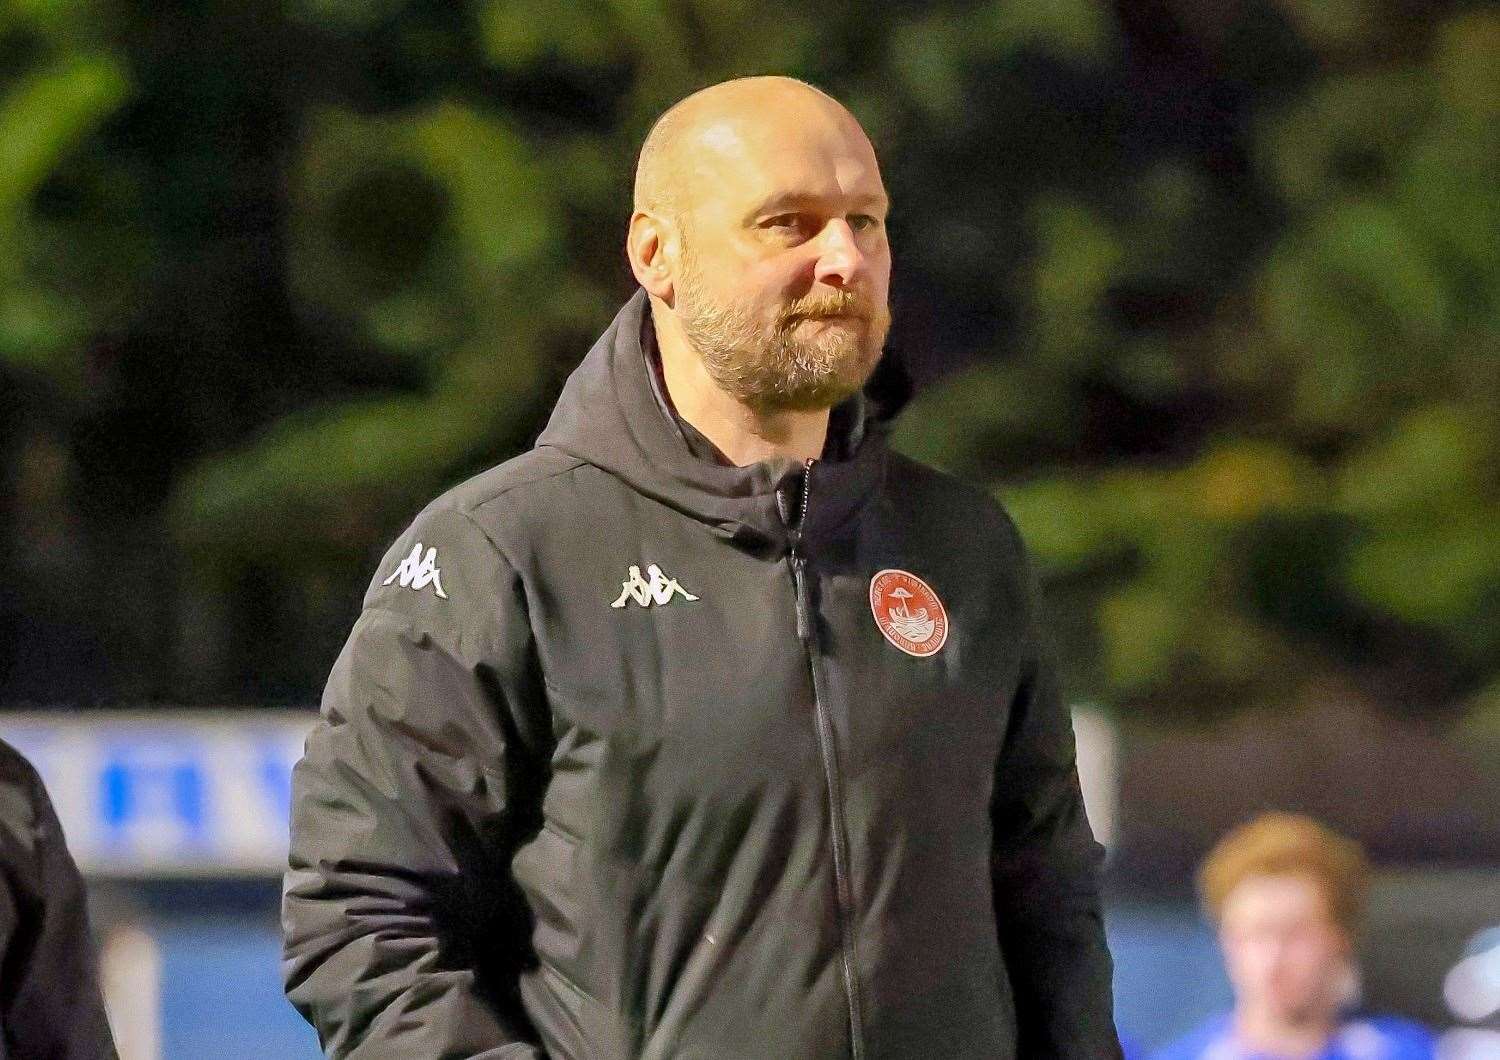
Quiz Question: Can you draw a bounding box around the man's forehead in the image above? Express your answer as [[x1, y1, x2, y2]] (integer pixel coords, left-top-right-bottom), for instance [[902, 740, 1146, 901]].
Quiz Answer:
[[683, 110, 886, 215]]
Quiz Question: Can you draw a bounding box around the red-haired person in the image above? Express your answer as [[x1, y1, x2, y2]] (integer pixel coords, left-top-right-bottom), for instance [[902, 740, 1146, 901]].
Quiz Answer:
[[1153, 813, 1433, 1060]]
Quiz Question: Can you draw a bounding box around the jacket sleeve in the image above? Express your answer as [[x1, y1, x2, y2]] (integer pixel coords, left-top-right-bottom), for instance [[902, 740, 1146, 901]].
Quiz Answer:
[[282, 506, 550, 1059], [989, 539, 1121, 1057], [0, 744, 119, 1060]]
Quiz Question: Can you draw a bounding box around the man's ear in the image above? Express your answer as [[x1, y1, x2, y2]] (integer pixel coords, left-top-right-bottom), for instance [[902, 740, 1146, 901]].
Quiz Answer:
[[627, 211, 675, 301]]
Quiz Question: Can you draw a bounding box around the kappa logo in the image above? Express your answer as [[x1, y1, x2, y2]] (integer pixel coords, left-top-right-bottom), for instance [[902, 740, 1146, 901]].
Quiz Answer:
[[611, 563, 698, 609], [383, 542, 448, 599]]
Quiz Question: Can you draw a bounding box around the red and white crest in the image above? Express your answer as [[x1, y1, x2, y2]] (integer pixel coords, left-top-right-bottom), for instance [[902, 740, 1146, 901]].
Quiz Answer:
[[869, 569, 949, 657]]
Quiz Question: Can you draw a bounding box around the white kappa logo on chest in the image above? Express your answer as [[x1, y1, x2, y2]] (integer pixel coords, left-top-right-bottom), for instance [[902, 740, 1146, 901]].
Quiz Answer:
[[611, 563, 699, 609]]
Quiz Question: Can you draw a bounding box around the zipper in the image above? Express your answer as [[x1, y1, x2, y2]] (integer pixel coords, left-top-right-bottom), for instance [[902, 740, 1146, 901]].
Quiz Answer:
[[781, 458, 866, 1060]]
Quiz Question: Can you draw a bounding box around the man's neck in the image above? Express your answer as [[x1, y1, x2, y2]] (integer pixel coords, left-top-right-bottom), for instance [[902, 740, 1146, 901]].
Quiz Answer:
[[1233, 1002, 1338, 1058], [652, 313, 829, 467]]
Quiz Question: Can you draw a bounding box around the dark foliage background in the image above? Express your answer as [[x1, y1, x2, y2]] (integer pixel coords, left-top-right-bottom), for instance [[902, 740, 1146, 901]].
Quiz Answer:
[[2, 0, 1496, 727]]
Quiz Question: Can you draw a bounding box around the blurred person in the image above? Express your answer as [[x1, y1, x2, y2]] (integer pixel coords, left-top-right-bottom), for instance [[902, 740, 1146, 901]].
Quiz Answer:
[[1153, 813, 1435, 1060], [283, 76, 1119, 1058], [0, 738, 118, 1059]]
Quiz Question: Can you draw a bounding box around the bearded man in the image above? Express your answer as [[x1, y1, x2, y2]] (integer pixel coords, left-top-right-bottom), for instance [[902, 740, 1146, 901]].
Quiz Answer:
[[283, 76, 1121, 1059]]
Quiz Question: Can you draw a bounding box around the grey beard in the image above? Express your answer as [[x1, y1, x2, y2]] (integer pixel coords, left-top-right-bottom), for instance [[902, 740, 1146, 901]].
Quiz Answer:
[[678, 292, 879, 413]]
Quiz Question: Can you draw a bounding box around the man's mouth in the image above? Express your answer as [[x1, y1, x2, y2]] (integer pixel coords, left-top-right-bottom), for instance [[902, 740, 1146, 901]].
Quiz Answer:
[[788, 310, 865, 325]]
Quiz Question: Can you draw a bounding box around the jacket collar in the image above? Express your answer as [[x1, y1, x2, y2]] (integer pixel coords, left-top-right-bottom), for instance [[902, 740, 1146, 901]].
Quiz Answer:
[[535, 289, 889, 554]]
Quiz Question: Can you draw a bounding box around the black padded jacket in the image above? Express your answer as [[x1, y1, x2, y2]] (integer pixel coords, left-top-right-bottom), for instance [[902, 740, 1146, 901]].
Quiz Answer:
[[282, 290, 1120, 1059]]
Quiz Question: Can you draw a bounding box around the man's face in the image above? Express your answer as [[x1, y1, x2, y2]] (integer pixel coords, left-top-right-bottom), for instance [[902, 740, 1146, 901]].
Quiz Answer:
[[1220, 874, 1352, 1025], [668, 106, 892, 413]]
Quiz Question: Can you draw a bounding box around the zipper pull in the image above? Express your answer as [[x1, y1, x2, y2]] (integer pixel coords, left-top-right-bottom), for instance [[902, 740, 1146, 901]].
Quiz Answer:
[[799, 458, 814, 530], [791, 554, 814, 645], [792, 458, 816, 644]]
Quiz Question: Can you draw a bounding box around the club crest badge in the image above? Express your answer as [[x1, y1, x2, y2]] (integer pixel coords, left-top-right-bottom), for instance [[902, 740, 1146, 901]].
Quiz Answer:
[[869, 569, 949, 657]]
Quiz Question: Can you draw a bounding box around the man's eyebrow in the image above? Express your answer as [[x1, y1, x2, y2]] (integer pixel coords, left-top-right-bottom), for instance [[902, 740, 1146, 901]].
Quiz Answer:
[[746, 190, 890, 218]]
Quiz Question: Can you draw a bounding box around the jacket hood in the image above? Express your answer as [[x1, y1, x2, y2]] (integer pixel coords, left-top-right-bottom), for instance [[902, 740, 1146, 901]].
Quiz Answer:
[[535, 289, 899, 552]]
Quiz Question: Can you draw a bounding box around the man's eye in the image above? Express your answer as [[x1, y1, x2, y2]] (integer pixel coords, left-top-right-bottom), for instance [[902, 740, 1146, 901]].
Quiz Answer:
[[761, 214, 815, 243], [849, 214, 880, 232]]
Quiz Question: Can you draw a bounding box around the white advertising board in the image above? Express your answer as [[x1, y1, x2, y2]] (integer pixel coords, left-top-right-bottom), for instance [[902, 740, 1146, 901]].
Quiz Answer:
[[1, 710, 314, 877]]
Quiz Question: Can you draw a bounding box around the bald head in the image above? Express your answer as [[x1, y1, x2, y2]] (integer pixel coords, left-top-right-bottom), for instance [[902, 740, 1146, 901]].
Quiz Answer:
[[625, 76, 892, 419], [633, 76, 877, 221]]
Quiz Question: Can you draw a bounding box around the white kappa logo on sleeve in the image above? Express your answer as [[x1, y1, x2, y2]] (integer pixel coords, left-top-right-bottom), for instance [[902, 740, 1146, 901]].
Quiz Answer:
[[383, 542, 448, 599]]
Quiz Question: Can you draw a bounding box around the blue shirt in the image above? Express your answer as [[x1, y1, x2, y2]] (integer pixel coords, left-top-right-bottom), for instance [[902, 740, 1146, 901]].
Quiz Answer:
[[1151, 1012, 1436, 1060]]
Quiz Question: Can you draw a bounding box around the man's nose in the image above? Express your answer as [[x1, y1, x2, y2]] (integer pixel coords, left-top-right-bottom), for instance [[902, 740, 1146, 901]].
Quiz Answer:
[[812, 218, 864, 288]]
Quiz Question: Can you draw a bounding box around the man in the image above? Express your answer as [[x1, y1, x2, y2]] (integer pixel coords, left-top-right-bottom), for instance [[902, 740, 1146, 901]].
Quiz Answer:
[[1153, 813, 1433, 1060], [0, 738, 118, 1059], [283, 75, 1119, 1058]]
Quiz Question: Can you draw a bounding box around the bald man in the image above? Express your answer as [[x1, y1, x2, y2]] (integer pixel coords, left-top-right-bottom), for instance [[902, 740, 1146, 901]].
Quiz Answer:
[[283, 77, 1120, 1059]]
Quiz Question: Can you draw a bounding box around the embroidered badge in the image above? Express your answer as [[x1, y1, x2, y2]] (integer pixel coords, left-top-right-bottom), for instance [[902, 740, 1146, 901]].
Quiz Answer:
[[869, 568, 948, 657]]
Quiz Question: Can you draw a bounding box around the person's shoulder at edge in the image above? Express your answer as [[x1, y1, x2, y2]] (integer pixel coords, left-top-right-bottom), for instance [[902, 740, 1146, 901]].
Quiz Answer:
[[0, 734, 41, 781], [0, 737, 46, 846], [1335, 1013, 1438, 1058], [1147, 1011, 1439, 1060], [1147, 1011, 1234, 1060]]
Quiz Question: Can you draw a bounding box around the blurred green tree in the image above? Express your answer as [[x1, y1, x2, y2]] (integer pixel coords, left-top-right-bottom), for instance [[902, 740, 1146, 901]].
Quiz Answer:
[[0, 0, 1494, 719], [895, 3, 1500, 723]]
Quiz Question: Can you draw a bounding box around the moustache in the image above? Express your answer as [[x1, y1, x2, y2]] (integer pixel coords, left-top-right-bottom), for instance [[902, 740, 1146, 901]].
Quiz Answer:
[[780, 291, 873, 324]]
